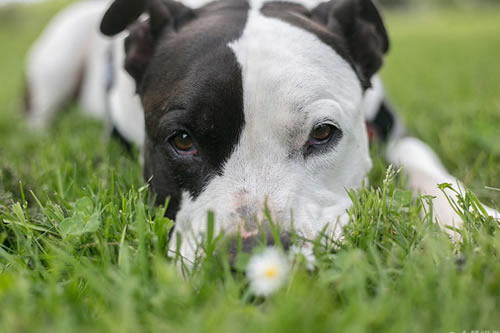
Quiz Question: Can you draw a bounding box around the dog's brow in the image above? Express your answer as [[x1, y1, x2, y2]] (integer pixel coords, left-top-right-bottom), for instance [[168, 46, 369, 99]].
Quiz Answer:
[[157, 108, 186, 131], [162, 104, 186, 114]]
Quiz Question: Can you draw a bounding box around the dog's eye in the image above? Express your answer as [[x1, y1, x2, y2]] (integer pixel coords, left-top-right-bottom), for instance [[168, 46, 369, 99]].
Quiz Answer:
[[308, 124, 336, 145], [170, 132, 197, 155]]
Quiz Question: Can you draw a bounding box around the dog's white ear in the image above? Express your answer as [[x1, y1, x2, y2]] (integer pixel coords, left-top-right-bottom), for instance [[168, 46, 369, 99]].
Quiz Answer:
[[100, 0, 195, 83], [312, 0, 389, 87]]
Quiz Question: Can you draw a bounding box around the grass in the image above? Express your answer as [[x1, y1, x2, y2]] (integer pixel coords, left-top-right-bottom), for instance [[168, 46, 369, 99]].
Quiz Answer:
[[1, 2, 500, 332]]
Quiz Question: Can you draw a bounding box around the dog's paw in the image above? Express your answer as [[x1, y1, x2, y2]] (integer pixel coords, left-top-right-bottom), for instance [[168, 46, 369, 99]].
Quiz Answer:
[[483, 205, 500, 221], [427, 184, 500, 241], [427, 184, 464, 240]]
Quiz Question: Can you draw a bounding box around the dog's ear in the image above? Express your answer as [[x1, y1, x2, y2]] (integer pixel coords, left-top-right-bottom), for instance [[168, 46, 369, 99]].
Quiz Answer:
[[100, 0, 195, 83], [100, 0, 147, 36], [311, 0, 389, 87]]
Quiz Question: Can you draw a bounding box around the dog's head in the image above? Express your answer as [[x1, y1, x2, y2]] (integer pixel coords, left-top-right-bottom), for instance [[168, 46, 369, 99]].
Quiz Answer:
[[101, 0, 389, 261]]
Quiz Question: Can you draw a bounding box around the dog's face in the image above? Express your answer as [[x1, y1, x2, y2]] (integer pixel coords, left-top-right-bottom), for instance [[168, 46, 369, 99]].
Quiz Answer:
[[101, 0, 389, 261]]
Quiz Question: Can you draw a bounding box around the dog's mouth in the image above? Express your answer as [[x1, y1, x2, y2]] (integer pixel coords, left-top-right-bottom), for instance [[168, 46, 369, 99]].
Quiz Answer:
[[222, 229, 294, 267]]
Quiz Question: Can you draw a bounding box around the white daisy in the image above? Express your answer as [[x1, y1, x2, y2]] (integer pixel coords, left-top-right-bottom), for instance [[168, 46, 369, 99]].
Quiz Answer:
[[246, 247, 289, 296]]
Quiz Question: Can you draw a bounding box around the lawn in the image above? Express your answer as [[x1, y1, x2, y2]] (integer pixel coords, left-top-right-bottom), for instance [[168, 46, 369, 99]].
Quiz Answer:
[[1, 2, 499, 333]]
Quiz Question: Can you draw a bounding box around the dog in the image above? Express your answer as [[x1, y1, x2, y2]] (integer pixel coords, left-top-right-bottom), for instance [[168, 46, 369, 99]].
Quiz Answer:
[[24, 0, 499, 263]]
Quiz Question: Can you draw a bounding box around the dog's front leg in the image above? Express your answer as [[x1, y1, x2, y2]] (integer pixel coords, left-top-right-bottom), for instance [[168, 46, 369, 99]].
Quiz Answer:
[[363, 77, 499, 235], [386, 136, 500, 236]]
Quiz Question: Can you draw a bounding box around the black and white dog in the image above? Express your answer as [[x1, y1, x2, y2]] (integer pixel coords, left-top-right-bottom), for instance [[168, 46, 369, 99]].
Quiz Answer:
[[25, 0, 499, 261]]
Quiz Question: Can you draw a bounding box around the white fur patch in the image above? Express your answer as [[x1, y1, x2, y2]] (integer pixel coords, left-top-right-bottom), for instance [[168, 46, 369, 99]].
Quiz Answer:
[[26, 0, 110, 127], [361, 75, 385, 122], [25, 0, 145, 146], [108, 34, 145, 147], [171, 7, 371, 262]]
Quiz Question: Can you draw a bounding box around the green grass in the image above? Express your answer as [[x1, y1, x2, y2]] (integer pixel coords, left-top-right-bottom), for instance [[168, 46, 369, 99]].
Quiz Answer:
[[1, 2, 500, 333]]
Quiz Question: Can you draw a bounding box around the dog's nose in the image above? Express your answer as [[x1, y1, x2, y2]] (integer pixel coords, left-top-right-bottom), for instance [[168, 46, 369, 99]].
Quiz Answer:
[[224, 230, 292, 266]]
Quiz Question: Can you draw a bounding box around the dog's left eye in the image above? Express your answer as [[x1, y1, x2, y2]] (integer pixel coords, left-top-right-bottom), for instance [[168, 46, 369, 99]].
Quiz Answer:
[[308, 124, 337, 146]]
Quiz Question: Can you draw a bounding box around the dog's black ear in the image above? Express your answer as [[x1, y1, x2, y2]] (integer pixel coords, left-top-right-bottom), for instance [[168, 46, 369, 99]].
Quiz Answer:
[[100, 0, 195, 83], [100, 0, 147, 36], [312, 0, 389, 86]]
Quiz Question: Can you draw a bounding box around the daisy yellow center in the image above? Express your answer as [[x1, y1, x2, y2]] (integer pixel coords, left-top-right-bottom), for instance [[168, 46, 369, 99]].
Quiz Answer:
[[264, 265, 278, 279]]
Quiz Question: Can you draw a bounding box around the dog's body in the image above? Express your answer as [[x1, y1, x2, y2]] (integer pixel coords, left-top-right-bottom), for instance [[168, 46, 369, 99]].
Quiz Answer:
[[24, 0, 146, 145], [25, 0, 499, 262]]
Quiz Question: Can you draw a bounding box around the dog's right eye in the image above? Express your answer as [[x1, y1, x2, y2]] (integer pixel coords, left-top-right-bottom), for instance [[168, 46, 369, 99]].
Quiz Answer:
[[170, 131, 197, 156]]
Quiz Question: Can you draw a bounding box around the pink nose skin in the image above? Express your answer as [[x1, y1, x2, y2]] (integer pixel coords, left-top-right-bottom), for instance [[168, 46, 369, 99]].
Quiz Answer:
[[233, 189, 273, 225], [225, 192, 291, 265]]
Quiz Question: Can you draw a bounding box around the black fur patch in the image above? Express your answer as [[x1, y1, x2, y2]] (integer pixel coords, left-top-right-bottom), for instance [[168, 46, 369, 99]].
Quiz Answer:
[[141, 0, 249, 218], [369, 100, 395, 142]]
